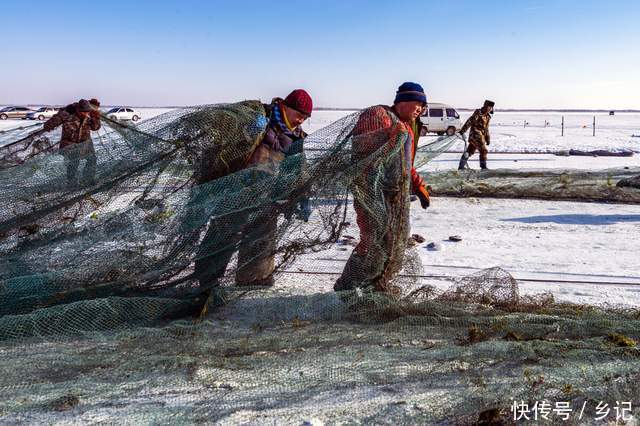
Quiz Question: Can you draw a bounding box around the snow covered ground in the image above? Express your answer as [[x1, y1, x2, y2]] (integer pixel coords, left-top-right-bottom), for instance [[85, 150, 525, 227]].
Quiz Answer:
[[422, 151, 640, 172], [3, 108, 640, 153], [276, 196, 640, 309], [307, 110, 640, 154], [2, 107, 640, 307]]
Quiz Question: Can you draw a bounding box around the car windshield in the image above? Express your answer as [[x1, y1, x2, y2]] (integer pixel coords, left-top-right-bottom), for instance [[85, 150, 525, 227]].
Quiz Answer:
[[107, 108, 119, 113], [35, 107, 47, 112], [0, 107, 11, 112]]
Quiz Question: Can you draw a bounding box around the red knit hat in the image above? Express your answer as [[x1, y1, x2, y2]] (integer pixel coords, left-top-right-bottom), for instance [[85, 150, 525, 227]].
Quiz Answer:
[[284, 89, 313, 117]]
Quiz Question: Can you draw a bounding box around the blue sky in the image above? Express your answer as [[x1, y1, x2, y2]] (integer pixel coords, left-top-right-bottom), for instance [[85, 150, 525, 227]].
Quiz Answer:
[[1, 0, 639, 108]]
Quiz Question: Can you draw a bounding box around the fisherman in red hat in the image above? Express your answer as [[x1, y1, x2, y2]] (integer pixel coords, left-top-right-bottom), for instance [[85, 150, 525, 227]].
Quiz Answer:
[[195, 89, 313, 290]]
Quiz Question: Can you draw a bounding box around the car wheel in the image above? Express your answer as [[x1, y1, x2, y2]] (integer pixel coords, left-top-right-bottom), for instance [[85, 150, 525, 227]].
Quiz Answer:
[[0, 114, 7, 120], [131, 115, 139, 122], [436, 131, 445, 136], [38, 115, 45, 121], [446, 126, 456, 136]]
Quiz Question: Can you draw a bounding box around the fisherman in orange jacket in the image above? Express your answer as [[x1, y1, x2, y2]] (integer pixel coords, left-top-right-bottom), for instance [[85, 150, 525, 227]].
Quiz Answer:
[[334, 82, 430, 294]]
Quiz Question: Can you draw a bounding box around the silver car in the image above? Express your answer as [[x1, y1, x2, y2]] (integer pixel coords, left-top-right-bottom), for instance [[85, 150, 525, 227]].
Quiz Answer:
[[26, 107, 59, 121], [0, 106, 35, 120]]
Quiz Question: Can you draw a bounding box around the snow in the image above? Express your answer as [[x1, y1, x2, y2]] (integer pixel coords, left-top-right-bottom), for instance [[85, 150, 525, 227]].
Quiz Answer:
[[276, 197, 640, 309], [2, 107, 640, 307], [3, 108, 639, 153], [307, 110, 640, 153], [306, 110, 640, 308], [2, 106, 639, 307], [422, 152, 640, 172], [410, 197, 640, 306], [0, 120, 41, 133]]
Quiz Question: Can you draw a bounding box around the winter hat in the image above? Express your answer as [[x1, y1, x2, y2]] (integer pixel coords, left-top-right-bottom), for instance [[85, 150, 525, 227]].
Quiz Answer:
[[394, 82, 427, 105], [483, 99, 495, 108], [78, 99, 92, 112], [284, 89, 313, 116]]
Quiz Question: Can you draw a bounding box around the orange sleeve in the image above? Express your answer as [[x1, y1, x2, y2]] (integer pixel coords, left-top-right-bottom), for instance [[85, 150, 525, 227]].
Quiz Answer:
[[351, 106, 393, 159], [411, 167, 428, 195]]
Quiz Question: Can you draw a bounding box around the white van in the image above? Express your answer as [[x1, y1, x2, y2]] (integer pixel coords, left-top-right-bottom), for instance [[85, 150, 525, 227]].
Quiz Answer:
[[421, 103, 462, 136]]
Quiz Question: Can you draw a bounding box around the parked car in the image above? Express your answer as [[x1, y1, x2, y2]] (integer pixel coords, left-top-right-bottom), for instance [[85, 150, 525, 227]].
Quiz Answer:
[[25, 107, 59, 121], [421, 103, 463, 136], [106, 107, 141, 122], [0, 106, 35, 120]]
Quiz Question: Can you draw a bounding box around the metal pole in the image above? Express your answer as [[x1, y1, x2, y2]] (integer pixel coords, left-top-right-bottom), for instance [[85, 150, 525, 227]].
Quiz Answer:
[[593, 115, 596, 136], [561, 115, 564, 136]]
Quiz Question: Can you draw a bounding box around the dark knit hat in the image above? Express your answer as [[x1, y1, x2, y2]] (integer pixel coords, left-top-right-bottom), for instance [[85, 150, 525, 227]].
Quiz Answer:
[[78, 99, 92, 112], [284, 89, 313, 116], [483, 100, 495, 108], [394, 82, 427, 105]]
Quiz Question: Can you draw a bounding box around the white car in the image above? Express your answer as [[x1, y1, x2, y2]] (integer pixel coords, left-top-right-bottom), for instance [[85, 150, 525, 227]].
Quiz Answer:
[[106, 107, 142, 122], [26, 107, 59, 121], [421, 103, 463, 136]]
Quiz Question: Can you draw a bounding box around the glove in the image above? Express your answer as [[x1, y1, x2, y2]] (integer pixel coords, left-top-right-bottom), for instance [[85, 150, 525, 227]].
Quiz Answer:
[[416, 186, 430, 209], [486, 140, 490, 146], [295, 197, 311, 222], [281, 197, 311, 222]]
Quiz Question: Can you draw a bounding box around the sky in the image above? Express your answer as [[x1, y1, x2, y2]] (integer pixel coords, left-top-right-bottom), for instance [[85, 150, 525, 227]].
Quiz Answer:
[[1, 0, 639, 109]]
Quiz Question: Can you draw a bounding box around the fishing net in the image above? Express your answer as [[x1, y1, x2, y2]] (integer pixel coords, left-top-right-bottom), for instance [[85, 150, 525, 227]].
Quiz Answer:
[[0, 102, 457, 339], [0, 105, 638, 424], [427, 167, 640, 203]]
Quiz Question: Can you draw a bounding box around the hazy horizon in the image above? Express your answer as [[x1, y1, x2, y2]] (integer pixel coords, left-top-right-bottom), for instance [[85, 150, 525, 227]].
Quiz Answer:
[[2, 103, 639, 112]]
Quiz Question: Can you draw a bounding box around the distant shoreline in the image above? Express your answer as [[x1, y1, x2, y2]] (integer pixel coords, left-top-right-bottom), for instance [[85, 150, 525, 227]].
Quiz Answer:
[[2, 104, 639, 113]]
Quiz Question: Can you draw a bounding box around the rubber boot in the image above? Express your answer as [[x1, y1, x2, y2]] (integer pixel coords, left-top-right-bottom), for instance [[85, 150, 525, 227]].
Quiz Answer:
[[458, 152, 470, 170], [480, 159, 488, 170]]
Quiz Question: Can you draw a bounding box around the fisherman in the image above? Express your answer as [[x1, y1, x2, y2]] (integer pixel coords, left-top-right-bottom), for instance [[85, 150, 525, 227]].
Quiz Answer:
[[43, 98, 101, 186], [195, 89, 313, 289], [334, 82, 430, 294], [458, 99, 494, 170]]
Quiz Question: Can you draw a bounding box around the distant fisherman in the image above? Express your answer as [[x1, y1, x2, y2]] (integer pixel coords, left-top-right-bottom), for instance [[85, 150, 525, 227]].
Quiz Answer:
[[458, 99, 494, 170], [43, 98, 101, 186]]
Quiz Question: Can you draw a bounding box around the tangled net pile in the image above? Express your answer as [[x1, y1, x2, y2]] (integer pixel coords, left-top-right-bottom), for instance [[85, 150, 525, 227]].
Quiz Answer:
[[1, 105, 639, 424], [426, 168, 640, 203]]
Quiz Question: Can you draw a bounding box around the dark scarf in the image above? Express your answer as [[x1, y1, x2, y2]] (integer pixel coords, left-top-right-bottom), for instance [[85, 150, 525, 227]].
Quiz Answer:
[[271, 101, 299, 140]]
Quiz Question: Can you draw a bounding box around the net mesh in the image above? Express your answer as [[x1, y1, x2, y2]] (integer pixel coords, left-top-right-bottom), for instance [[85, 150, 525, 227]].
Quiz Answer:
[[427, 168, 640, 203], [0, 104, 638, 423]]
